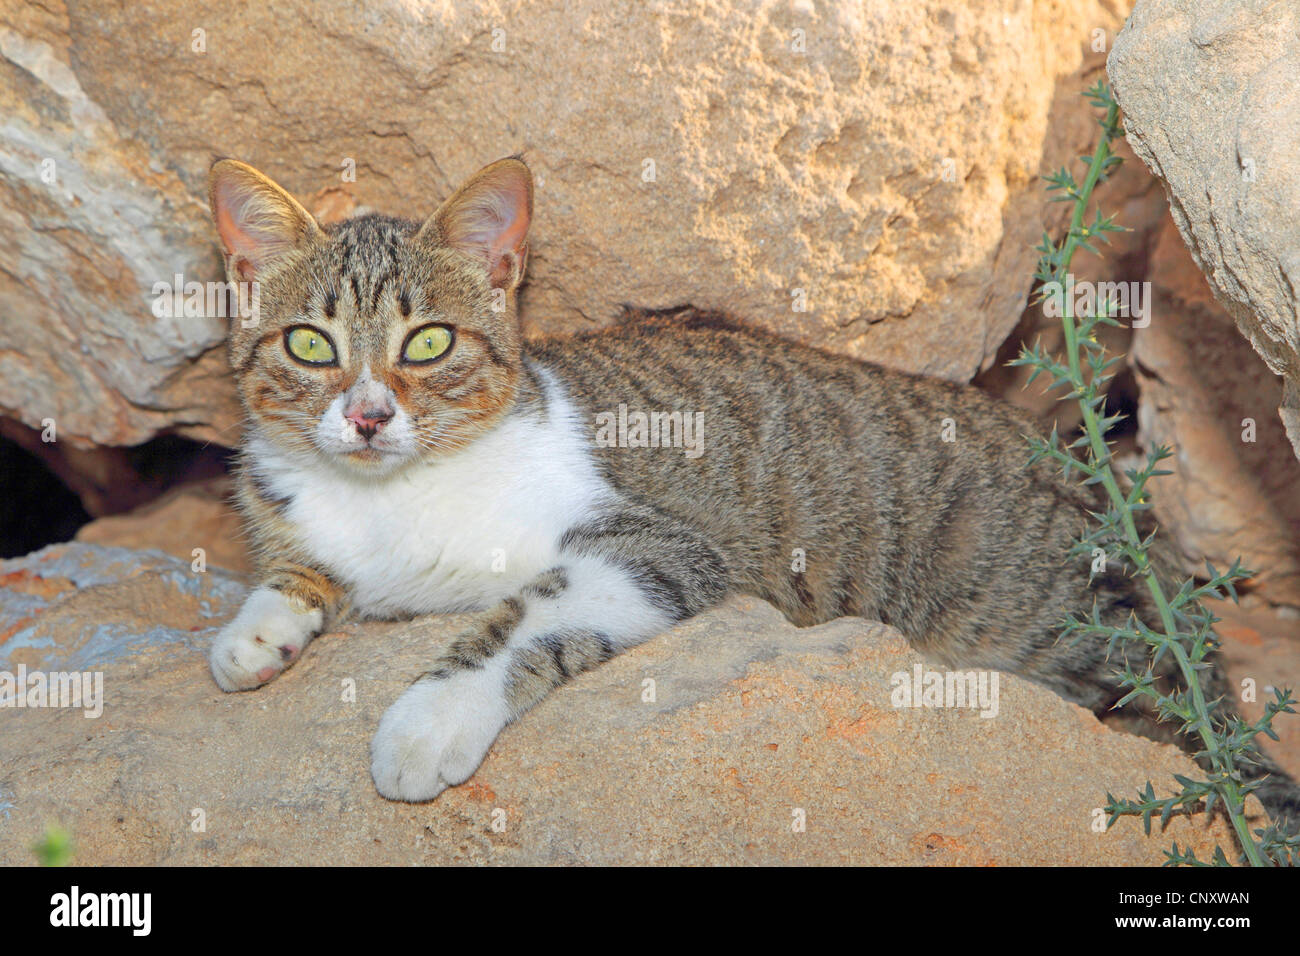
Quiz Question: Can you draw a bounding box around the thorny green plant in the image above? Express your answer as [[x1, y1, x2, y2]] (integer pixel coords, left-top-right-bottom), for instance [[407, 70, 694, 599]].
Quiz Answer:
[[1011, 81, 1298, 867]]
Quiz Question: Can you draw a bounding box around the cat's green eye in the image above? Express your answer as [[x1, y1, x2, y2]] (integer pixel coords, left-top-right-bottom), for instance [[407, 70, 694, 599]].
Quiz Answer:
[[284, 326, 337, 366], [402, 324, 453, 364]]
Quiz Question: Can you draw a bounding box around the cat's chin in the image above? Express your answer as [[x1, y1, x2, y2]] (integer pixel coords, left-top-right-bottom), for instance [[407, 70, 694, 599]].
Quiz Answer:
[[331, 445, 415, 476]]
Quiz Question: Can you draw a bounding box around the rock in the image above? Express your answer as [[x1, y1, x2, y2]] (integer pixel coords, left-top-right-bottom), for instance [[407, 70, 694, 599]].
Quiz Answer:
[[0, 543, 1261, 865], [1109, 1, 1300, 460], [0, 26, 239, 449], [1210, 596, 1300, 778], [1130, 219, 1300, 606], [0, 544, 245, 672], [75, 477, 251, 574], [1, 0, 1136, 448]]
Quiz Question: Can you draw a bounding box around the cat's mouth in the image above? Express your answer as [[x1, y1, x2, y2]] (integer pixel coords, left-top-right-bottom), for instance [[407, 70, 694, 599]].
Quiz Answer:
[[316, 428, 416, 472], [337, 442, 408, 467]]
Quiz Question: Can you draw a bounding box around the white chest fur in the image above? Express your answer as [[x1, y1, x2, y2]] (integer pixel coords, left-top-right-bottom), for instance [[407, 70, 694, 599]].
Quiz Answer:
[[245, 376, 611, 619]]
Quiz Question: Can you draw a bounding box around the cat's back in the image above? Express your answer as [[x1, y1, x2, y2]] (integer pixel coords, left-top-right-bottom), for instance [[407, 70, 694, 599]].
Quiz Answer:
[[527, 307, 1026, 426], [526, 308, 1076, 630], [526, 306, 1040, 477]]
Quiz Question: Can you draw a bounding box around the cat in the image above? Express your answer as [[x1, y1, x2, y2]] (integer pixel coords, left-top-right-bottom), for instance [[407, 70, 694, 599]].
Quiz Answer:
[[206, 155, 1298, 827]]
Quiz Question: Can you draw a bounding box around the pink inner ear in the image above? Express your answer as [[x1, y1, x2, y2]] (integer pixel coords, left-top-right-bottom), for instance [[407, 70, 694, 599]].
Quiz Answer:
[[214, 191, 259, 261], [479, 197, 527, 252], [445, 176, 532, 281], [489, 189, 530, 257], [488, 189, 529, 286], [212, 175, 300, 275]]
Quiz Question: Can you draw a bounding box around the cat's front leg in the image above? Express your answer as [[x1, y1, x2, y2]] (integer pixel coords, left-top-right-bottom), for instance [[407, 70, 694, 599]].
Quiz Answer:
[[371, 508, 729, 801], [210, 566, 344, 692]]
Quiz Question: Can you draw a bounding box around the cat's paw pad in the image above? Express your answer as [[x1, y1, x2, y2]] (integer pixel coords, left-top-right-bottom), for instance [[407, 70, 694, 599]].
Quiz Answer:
[[209, 589, 321, 692], [370, 673, 509, 802]]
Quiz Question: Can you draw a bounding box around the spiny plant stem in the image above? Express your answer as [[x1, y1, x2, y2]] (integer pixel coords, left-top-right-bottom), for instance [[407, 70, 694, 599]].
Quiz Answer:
[[1014, 81, 1297, 866]]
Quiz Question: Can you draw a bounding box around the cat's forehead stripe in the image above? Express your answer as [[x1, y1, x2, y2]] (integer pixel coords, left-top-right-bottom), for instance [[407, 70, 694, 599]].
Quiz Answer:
[[370, 269, 398, 312], [318, 217, 422, 322]]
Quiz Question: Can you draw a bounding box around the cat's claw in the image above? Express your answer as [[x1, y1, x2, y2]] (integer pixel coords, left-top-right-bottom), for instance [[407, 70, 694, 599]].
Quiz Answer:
[[209, 588, 321, 692], [370, 671, 510, 801]]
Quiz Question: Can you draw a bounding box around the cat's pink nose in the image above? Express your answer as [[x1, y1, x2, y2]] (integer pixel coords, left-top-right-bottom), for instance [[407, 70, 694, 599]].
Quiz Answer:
[[345, 406, 394, 440]]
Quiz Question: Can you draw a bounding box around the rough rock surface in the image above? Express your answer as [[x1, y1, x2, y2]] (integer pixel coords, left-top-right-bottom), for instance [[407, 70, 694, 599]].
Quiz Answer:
[[0, 543, 1268, 865], [1, 0, 1133, 447], [1110, 0, 1300, 459], [74, 476, 251, 573], [1211, 596, 1300, 781], [1131, 219, 1300, 606]]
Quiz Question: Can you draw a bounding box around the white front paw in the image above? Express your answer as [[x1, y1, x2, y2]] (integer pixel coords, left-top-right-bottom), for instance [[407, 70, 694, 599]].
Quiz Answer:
[[370, 670, 510, 802], [210, 587, 323, 692]]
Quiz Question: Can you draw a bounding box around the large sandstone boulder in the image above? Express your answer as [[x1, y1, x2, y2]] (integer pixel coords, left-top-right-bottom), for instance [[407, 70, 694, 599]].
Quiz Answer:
[[0, 542, 1268, 865], [1, 0, 1133, 448], [1109, 0, 1300, 460]]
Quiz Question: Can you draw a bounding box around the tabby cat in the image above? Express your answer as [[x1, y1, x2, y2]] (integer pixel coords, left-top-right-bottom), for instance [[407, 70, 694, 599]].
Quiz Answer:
[[206, 156, 1297, 825]]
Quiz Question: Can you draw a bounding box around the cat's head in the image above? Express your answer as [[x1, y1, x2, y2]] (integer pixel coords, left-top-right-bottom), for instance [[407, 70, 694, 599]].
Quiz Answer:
[[208, 157, 533, 474]]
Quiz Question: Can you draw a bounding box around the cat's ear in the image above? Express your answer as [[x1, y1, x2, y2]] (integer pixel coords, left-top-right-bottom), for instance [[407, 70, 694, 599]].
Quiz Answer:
[[418, 157, 533, 290], [208, 159, 324, 282]]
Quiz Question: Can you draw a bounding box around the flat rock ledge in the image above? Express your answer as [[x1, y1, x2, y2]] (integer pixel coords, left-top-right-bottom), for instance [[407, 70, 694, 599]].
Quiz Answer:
[[0, 543, 1249, 865]]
